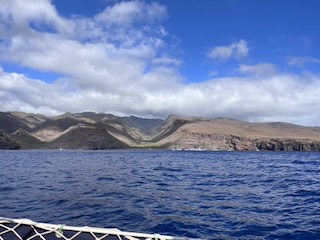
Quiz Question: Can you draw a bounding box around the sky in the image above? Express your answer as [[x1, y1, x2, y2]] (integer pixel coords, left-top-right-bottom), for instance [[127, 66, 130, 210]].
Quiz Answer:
[[1, 0, 320, 125]]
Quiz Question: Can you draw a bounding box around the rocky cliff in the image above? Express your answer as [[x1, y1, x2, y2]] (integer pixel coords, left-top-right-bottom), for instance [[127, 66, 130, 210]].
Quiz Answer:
[[254, 138, 320, 151]]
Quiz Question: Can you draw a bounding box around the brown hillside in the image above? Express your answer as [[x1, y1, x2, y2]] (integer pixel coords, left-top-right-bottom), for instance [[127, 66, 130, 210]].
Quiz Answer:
[[155, 117, 320, 150], [48, 126, 128, 150]]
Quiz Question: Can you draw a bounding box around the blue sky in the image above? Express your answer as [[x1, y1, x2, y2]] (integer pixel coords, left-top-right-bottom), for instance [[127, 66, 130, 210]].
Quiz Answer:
[[53, 0, 320, 81], [1, 0, 320, 125]]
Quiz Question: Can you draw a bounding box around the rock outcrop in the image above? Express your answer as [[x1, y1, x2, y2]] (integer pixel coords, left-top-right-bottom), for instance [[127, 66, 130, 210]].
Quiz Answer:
[[0, 132, 20, 149], [254, 138, 320, 151]]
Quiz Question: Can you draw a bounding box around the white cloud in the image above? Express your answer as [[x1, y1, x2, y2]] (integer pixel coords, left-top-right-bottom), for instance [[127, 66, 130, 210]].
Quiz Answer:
[[238, 63, 277, 77], [95, 1, 167, 26], [207, 40, 249, 61], [288, 56, 320, 67], [1, 66, 320, 125], [0, 0, 171, 92], [152, 56, 182, 66], [0, 0, 70, 36], [1, 1, 320, 126]]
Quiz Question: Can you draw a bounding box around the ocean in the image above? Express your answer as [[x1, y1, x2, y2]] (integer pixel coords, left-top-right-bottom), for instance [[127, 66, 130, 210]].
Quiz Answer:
[[0, 150, 319, 239]]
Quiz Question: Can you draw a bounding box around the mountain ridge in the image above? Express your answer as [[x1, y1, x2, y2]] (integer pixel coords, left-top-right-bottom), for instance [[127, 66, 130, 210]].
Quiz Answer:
[[1, 111, 320, 151]]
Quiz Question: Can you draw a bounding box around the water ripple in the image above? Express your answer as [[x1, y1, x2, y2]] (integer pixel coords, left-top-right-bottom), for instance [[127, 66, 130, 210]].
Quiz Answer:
[[0, 150, 319, 239]]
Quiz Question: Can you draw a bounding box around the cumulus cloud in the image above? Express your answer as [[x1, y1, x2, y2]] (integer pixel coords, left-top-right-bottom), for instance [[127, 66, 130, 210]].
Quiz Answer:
[[0, 0, 181, 116], [2, 66, 320, 125], [0, 1, 320, 126], [95, 1, 167, 26], [207, 40, 249, 61], [0, 0, 174, 91]]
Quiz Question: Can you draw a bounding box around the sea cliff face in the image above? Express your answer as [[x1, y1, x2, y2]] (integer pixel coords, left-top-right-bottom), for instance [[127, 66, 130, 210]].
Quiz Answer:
[[169, 133, 257, 151], [254, 138, 320, 151], [1, 111, 320, 151], [168, 133, 320, 151]]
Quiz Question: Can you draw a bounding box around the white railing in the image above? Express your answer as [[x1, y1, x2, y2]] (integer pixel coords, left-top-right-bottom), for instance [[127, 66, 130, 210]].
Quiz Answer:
[[0, 218, 199, 240]]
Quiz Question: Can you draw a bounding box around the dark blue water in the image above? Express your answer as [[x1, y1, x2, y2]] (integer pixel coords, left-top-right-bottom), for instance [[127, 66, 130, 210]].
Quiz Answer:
[[0, 150, 320, 239]]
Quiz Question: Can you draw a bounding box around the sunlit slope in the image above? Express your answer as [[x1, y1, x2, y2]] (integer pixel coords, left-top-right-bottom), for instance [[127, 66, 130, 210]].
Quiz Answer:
[[151, 117, 320, 150]]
